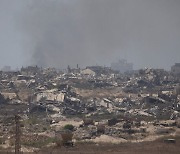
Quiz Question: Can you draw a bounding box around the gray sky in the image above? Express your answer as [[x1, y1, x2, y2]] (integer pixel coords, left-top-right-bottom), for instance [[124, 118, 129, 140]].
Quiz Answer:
[[0, 0, 180, 70]]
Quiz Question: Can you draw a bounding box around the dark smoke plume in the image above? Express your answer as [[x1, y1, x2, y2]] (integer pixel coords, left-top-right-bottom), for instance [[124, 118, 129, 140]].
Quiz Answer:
[[20, 0, 180, 69]]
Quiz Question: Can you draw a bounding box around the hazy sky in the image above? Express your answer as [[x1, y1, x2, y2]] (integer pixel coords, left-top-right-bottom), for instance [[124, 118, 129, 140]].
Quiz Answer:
[[0, 0, 180, 70]]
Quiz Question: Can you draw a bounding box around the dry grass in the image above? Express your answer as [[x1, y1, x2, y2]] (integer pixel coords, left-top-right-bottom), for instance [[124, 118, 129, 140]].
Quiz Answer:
[[1, 135, 180, 154], [33, 135, 180, 154]]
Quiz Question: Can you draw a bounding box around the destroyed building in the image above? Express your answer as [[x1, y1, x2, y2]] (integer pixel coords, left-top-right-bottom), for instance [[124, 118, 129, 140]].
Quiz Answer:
[[21, 66, 42, 76], [171, 63, 180, 76], [111, 59, 133, 73], [0, 65, 180, 151], [86, 66, 113, 76]]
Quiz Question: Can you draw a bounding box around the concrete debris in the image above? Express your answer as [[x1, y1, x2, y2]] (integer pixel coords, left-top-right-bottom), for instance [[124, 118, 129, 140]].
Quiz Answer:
[[0, 65, 180, 150]]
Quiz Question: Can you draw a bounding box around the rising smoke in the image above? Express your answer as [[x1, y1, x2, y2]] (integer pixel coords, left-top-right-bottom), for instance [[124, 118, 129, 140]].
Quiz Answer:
[[20, 0, 180, 69]]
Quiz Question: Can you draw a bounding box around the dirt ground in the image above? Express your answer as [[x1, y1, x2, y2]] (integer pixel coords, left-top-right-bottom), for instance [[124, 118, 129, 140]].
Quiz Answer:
[[29, 136, 180, 154], [0, 139, 180, 154]]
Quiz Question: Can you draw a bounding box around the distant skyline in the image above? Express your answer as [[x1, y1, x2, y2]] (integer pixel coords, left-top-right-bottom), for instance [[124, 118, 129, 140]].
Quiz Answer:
[[0, 0, 180, 70]]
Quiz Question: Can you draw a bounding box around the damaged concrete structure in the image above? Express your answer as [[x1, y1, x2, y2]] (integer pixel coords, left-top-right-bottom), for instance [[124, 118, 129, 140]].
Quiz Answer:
[[0, 65, 180, 151]]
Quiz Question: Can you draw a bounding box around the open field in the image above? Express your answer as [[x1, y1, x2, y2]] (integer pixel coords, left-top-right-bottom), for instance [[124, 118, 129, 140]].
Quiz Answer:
[[5, 136, 177, 154], [38, 140, 180, 154]]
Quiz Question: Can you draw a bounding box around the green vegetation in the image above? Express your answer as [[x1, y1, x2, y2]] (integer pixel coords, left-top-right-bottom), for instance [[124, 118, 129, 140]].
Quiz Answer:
[[22, 137, 56, 148], [63, 124, 74, 131]]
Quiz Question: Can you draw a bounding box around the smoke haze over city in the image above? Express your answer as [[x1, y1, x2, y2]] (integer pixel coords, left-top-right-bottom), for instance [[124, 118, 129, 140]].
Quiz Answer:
[[0, 0, 180, 70]]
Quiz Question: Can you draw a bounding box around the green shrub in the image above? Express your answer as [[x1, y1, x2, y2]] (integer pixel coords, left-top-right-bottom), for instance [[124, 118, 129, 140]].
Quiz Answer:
[[63, 124, 74, 131]]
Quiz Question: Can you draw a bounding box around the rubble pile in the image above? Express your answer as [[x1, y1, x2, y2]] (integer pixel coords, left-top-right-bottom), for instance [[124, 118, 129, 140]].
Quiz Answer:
[[0, 65, 179, 150]]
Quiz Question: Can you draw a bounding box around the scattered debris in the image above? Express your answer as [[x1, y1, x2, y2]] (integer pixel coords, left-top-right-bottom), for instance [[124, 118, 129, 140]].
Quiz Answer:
[[0, 65, 180, 151]]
